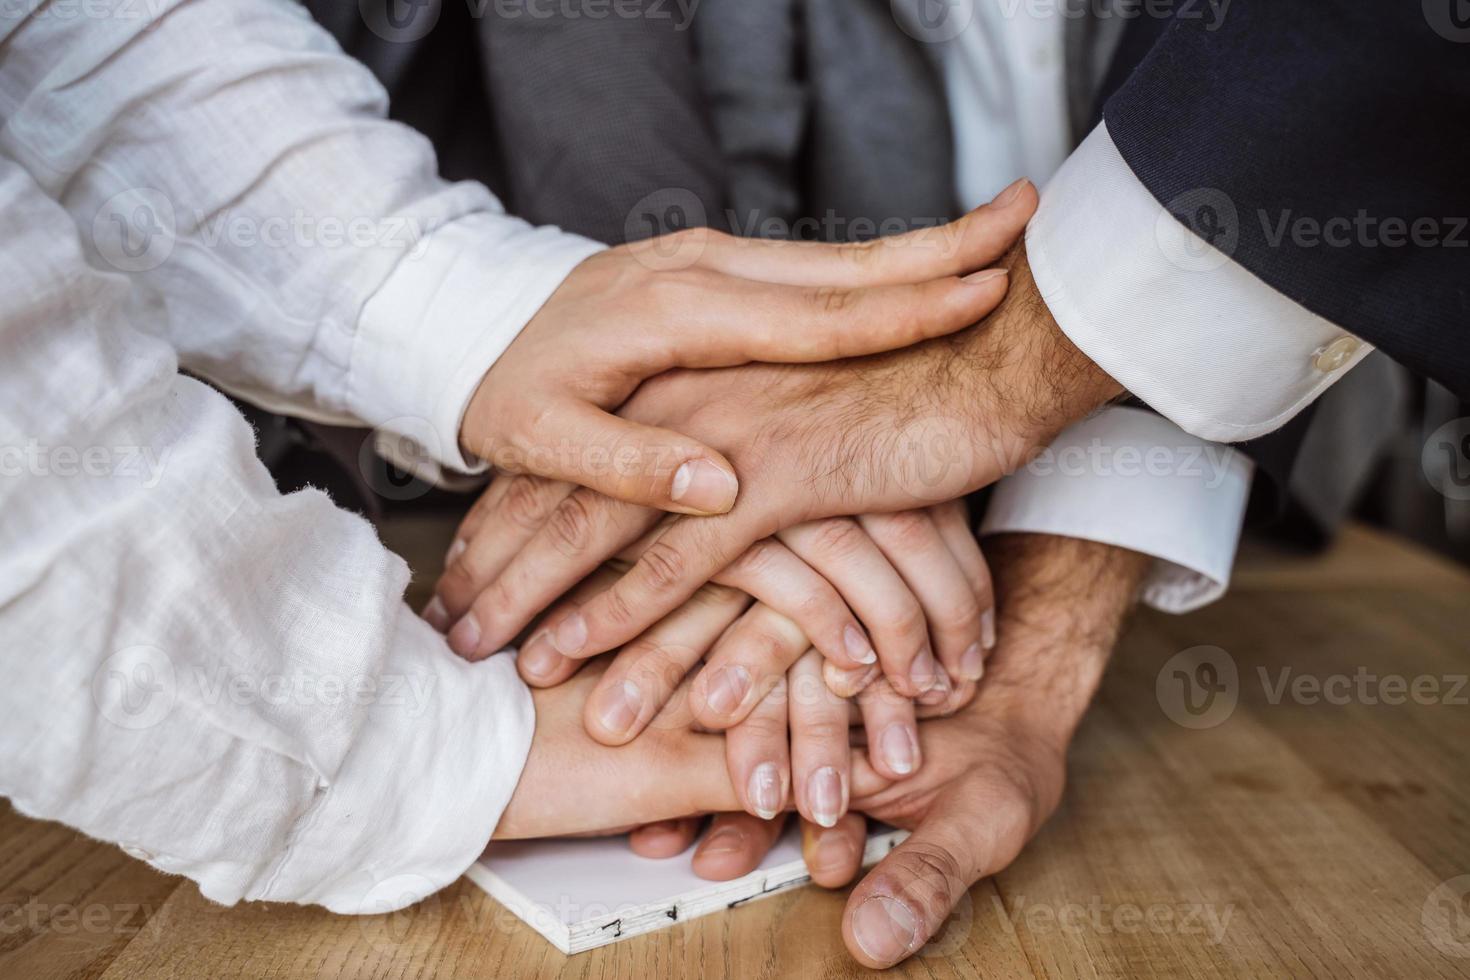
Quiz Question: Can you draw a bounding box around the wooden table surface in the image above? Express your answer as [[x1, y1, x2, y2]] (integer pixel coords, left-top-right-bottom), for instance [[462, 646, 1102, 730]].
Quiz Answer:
[[4, 523, 1470, 979]]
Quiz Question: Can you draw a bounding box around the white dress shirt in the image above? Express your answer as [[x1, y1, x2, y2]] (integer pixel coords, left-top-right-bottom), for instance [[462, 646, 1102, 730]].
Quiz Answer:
[[900, 2, 1293, 611], [0, 0, 606, 912]]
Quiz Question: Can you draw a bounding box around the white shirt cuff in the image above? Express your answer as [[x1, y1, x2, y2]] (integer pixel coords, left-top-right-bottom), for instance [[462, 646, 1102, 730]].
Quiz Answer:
[[351, 213, 605, 478], [1026, 122, 1374, 443], [250, 608, 534, 913], [979, 406, 1253, 613]]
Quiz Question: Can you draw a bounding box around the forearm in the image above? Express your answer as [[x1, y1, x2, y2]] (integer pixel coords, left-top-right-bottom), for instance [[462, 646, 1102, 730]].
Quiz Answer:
[[981, 532, 1150, 746]]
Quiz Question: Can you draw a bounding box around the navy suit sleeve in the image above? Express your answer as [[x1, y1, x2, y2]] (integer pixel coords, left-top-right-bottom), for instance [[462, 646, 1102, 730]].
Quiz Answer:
[[1102, 1, 1470, 397]]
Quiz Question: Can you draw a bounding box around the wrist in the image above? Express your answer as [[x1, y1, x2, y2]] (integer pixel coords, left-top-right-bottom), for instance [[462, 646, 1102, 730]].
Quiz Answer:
[[962, 242, 1125, 471], [973, 532, 1149, 748]]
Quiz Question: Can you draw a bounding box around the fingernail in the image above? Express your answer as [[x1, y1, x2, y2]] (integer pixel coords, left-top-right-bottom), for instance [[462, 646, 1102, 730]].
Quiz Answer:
[[518, 631, 561, 681], [670, 458, 738, 514], [422, 596, 449, 632], [812, 828, 859, 877], [444, 538, 466, 566], [992, 176, 1030, 207], [807, 766, 846, 828], [748, 762, 783, 820], [917, 664, 952, 706], [594, 680, 642, 737], [704, 665, 752, 716], [447, 612, 481, 658], [981, 608, 997, 650], [824, 661, 879, 698], [959, 642, 985, 682], [908, 647, 939, 693], [962, 268, 1008, 285], [552, 612, 587, 656], [843, 625, 878, 665], [878, 723, 920, 776], [851, 895, 920, 966], [698, 825, 747, 858]]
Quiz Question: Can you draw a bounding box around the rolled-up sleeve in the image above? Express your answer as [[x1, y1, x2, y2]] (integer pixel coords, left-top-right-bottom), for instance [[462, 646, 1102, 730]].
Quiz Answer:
[[0, 160, 531, 912], [0, 0, 601, 476]]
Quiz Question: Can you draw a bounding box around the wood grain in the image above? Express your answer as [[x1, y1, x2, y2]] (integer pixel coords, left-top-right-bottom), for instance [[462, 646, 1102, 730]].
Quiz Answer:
[[3, 523, 1468, 979]]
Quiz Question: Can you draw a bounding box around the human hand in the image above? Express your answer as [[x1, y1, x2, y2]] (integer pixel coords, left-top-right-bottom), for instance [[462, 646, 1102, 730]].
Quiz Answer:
[[430, 486, 994, 698], [471, 525, 980, 826], [639, 533, 1150, 968], [834, 532, 1147, 967], [457, 186, 1034, 516], [443, 225, 1124, 674]]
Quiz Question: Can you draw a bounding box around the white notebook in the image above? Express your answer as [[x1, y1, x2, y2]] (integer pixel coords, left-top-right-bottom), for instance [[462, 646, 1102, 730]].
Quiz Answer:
[[465, 824, 907, 954]]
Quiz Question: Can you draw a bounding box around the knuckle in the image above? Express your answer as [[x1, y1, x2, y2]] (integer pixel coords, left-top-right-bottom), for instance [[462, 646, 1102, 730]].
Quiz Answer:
[[546, 494, 596, 557], [809, 285, 854, 316], [808, 518, 865, 559], [598, 587, 639, 631], [501, 477, 556, 532], [622, 644, 687, 695], [902, 839, 967, 905], [876, 510, 931, 548], [890, 601, 928, 645], [798, 718, 848, 743], [731, 541, 778, 580], [733, 711, 786, 742], [637, 540, 690, 593]]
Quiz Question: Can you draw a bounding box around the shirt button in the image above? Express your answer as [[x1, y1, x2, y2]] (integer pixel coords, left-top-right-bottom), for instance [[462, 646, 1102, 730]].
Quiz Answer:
[[1313, 336, 1362, 372], [121, 843, 155, 861]]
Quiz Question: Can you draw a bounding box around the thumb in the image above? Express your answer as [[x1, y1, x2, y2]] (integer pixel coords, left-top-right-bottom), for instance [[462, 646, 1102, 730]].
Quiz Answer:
[[841, 792, 1031, 968], [517, 399, 740, 516]]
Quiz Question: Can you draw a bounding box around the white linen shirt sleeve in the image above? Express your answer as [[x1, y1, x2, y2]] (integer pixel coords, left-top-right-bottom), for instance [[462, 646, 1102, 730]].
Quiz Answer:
[[1026, 123, 1374, 443], [0, 160, 530, 913], [0, 0, 603, 476], [980, 407, 1253, 613]]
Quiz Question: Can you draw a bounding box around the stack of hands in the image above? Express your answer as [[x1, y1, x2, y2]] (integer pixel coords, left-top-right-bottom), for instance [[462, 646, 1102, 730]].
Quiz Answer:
[[421, 183, 1146, 967]]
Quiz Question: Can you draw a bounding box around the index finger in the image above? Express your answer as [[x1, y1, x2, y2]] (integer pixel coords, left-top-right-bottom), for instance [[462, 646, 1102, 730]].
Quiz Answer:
[[681, 179, 1037, 287], [537, 507, 766, 660]]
